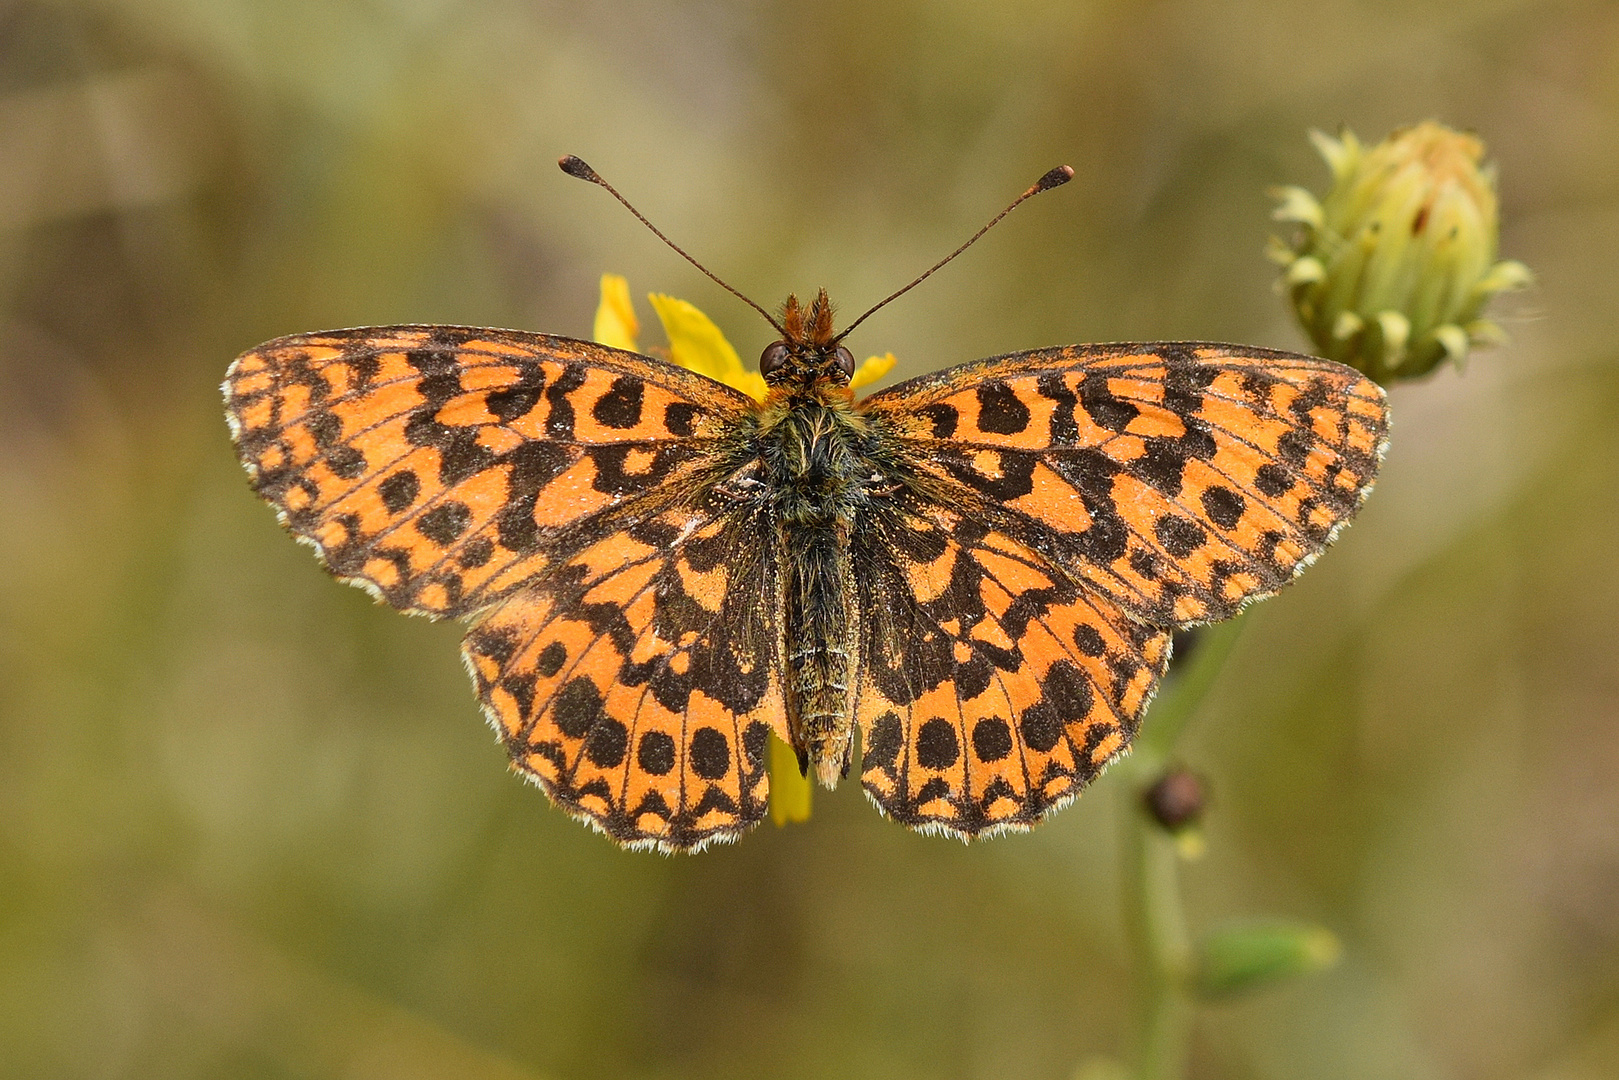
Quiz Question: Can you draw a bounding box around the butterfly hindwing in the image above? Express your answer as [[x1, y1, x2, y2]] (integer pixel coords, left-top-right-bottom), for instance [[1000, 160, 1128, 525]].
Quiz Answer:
[[862, 343, 1388, 627], [463, 500, 788, 851], [224, 326, 753, 617], [853, 489, 1171, 837]]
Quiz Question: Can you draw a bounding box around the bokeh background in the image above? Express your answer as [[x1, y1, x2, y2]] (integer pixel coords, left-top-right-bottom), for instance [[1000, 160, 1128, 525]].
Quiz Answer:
[[2, 0, 1616, 1077]]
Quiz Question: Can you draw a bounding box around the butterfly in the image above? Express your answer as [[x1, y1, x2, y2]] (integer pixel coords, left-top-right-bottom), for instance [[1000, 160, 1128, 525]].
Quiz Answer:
[[224, 158, 1389, 852]]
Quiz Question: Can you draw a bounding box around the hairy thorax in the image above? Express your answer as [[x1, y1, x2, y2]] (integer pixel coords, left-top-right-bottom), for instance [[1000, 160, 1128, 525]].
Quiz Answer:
[[758, 385, 871, 523]]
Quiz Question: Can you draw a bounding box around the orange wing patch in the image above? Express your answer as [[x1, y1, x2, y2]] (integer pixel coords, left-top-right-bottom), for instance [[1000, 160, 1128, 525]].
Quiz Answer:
[[224, 326, 752, 617], [462, 504, 787, 851], [853, 494, 1170, 837], [863, 343, 1387, 628]]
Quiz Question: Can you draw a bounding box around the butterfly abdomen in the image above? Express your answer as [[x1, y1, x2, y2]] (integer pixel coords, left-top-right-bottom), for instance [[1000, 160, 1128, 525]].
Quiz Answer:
[[760, 390, 878, 787]]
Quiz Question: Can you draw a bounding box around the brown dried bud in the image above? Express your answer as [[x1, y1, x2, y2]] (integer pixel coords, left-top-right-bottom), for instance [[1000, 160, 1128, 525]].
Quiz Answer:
[[1144, 768, 1207, 832]]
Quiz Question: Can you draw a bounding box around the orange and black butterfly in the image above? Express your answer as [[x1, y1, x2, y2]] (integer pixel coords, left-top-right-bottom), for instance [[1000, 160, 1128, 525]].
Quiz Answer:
[[224, 158, 1388, 852]]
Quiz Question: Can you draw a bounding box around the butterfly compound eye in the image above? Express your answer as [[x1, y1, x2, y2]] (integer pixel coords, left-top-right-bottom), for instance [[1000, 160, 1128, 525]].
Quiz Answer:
[[834, 346, 856, 378], [759, 341, 791, 375]]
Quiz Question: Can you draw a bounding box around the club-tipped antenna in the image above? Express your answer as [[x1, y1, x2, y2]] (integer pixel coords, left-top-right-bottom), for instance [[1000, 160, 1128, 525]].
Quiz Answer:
[[559, 155, 788, 338], [831, 165, 1075, 344]]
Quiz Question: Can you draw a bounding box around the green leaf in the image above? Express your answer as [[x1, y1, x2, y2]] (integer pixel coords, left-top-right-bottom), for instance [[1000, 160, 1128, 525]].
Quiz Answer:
[[1195, 920, 1341, 999]]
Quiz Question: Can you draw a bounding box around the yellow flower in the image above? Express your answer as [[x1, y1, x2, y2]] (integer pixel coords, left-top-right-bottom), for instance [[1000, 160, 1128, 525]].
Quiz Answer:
[[592, 273, 639, 352], [848, 351, 897, 391], [591, 275, 898, 824], [1270, 122, 1533, 382], [593, 274, 897, 401], [646, 293, 769, 400], [768, 732, 813, 826]]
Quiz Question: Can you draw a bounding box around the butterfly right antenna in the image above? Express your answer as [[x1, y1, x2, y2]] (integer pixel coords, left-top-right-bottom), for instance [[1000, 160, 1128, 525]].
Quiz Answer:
[[831, 165, 1074, 345]]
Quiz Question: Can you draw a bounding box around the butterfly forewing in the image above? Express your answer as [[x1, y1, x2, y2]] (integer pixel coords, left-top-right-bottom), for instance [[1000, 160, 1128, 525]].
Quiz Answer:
[[224, 326, 753, 617], [862, 343, 1388, 628]]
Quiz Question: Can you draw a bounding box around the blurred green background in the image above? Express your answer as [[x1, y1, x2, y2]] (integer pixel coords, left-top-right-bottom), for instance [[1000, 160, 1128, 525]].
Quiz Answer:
[[2, 0, 1616, 1077]]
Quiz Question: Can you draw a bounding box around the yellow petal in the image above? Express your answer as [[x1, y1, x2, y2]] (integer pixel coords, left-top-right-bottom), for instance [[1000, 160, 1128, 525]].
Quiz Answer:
[[849, 351, 897, 391], [593, 273, 639, 352], [768, 733, 812, 825], [648, 292, 767, 400]]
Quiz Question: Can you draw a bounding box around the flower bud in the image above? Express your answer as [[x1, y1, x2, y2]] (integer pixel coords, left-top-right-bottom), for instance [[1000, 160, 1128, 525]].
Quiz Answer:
[[1271, 122, 1533, 382], [1195, 920, 1341, 999], [1143, 768, 1206, 832]]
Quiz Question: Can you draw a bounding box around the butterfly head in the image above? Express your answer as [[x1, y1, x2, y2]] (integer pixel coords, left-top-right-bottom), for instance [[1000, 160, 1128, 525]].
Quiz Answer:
[[758, 289, 856, 388]]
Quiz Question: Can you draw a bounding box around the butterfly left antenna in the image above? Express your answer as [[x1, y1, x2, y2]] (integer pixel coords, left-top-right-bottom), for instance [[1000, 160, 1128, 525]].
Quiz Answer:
[[559, 155, 789, 338]]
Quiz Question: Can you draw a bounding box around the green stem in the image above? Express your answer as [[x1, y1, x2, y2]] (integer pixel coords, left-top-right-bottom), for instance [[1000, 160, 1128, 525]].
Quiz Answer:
[[1136, 616, 1248, 762], [1121, 613, 1249, 1080], [1124, 812, 1191, 1080]]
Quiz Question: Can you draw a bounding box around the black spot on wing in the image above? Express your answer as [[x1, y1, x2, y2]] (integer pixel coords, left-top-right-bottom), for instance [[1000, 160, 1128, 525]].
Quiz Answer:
[[1131, 439, 1189, 497], [416, 501, 472, 545], [592, 375, 645, 429], [471, 624, 518, 667], [459, 536, 494, 568], [378, 470, 420, 513], [919, 403, 959, 439], [690, 727, 731, 779], [552, 677, 605, 740], [1277, 428, 1314, 467], [584, 718, 629, 767], [484, 360, 545, 421], [971, 717, 1012, 762], [864, 711, 904, 773], [638, 731, 676, 776], [1073, 623, 1106, 657], [1154, 515, 1206, 558], [974, 381, 1030, 435], [1019, 698, 1062, 753], [544, 364, 587, 439], [325, 444, 367, 480], [664, 401, 699, 436], [1201, 486, 1245, 530], [535, 641, 567, 678], [1078, 373, 1139, 432], [1036, 372, 1079, 444], [1254, 463, 1294, 498], [915, 718, 960, 770]]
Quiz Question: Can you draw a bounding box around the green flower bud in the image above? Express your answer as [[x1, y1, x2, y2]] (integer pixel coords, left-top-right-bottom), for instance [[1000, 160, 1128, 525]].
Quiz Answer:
[[1194, 919, 1341, 999], [1271, 122, 1533, 383]]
